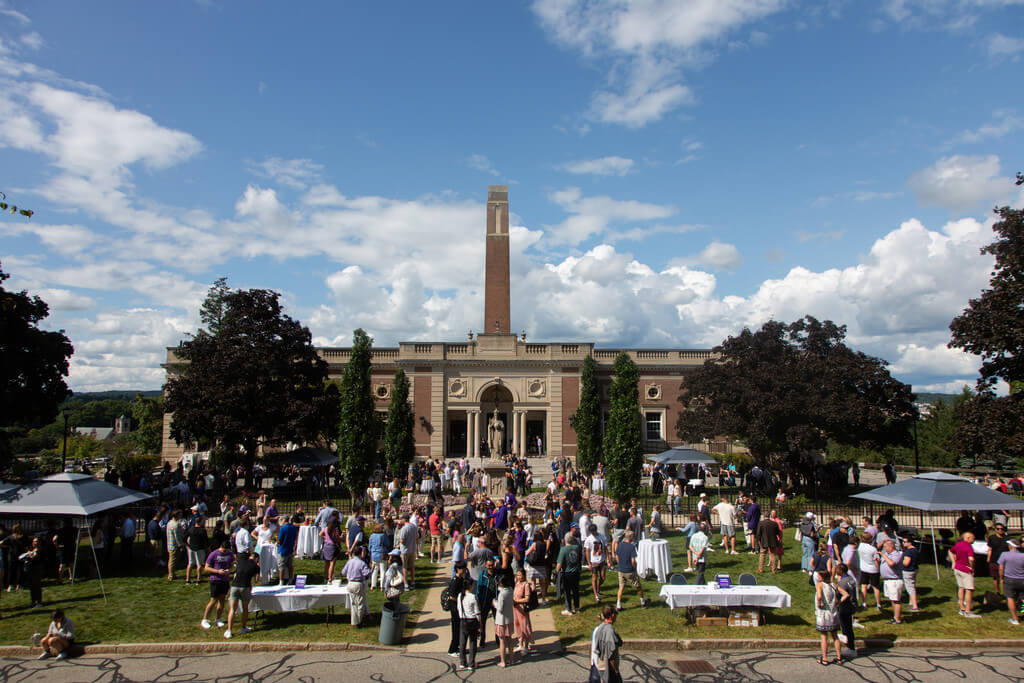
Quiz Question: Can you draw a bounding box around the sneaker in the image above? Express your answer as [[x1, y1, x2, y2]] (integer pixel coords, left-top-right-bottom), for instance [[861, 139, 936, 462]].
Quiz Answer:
[[458, 665, 472, 671], [224, 630, 233, 639], [448, 651, 459, 658], [215, 620, 226, 628], [730, 550, 739, 555], [641, 599, 649, 608], [561, 609, 572, 616], [965, 612, 982, 618], [1010, 618, 1020, 625], [239, 627, 252, 634], [909, 607, 921, 612], [887, 619, 902, 625], [200, 619, 212, 629], [852, 620, 865, 629], [616, 603, 623, 611], [875, 604, 882, 611], [37, 652, 51, 660], [31, 632, 41, 648], [958, 609, 967, 616], [684, 568, 694, 573]]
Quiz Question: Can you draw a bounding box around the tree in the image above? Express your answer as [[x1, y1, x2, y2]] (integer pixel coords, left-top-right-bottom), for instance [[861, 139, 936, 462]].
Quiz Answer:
[[948, 171, 1024, 468], [337, 328, 377, 496], [383, 368, 415, 478], [164, 285, 339, 487], [0, 263, 74, 469], [677, 316, 916, 480], [602, 352, 642, 501], [572, 354, 602, 476], [130, 393, 164, 454], [199, 277, 230, 336]]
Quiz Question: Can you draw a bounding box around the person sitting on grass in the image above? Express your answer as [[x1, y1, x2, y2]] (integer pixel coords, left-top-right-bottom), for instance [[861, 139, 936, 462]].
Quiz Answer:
[[32, 608, 74, 661]]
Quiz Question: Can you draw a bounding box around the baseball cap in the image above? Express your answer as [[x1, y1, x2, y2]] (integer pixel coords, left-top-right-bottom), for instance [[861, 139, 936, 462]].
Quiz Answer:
[[805, 512, 814, 519], [239, 505, 250, 515]]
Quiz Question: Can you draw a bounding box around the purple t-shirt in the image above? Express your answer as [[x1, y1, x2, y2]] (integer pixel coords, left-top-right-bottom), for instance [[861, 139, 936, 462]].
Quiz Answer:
[[206, 548, 234, 583], [998, 549, 1024, 580]]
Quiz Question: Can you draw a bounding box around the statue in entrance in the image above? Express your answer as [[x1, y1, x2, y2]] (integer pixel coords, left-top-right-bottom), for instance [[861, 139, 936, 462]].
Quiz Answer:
[[487, 408, 504, 459]]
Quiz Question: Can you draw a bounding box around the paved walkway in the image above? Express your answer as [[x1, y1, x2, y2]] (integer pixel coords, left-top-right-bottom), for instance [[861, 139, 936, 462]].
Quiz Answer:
[[406, 560, 560, 653]]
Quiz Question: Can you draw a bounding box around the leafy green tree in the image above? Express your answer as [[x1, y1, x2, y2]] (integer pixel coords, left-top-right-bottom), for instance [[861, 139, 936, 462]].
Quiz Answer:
[[165, 286, 339, 487], [200, 277, 230, 336], [130, 393, 164, 454], [0, 263, 74, 469], [602, 352, 642, 501], [948, 171, 1024, 467], [383, 368, 415, 478], [337, 329, 377, 496], [572, 354, 602, 476], [677, 317, 916, 480]]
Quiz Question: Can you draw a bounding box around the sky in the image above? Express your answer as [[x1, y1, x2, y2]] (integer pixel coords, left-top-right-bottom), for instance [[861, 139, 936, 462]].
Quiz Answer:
[[1, 1, 1022, 395]]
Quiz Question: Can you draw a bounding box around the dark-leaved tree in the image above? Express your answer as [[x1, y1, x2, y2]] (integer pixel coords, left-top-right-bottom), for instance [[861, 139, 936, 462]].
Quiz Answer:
[[0, 263, 74, 469], [677, 316, 916, 482], [948, 171, 1024, 468], [164, 284, 339, 487], [602, 352, 642, 501], [338, 328, 378, 496], [383, 368, 415, 478], [572, 354, 602, 476]]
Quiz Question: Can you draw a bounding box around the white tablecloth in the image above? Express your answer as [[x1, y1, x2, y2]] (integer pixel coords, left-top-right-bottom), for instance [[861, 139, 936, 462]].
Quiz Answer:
[[637, 539, 672, 583], [591, 477, 605, 492], [296, 525, 322, 559], [249, 584, 353, 613], [659, 584, 791, 610], [687, 479, 704, 488], [973, 540, 989, 555], [259, 543, 277, 583]]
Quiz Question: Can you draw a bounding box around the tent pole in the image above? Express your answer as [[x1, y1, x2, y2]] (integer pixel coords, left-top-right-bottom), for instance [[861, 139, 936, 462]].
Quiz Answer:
[[70, 527, 81, 585], [88, 524, 108, 605], [931, 516, 939, 581]]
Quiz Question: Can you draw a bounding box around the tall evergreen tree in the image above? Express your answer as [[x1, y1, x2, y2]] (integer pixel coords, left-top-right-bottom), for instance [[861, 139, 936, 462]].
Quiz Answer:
[[199, 277, 231, 336], [383, 368, 416, 478], [602, 352, 642, 501], [572, 354, 602, 476], [338, 328, 377, 496]]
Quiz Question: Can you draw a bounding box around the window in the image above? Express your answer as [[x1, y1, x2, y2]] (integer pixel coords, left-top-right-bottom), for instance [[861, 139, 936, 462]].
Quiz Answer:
[[645, 412, 662, 441]]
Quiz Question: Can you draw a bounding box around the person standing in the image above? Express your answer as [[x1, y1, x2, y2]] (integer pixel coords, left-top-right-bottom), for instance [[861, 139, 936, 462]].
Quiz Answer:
[[368, 523, 391, 590], [225, 548, 259, 638], [493, 574, 515, 667], [950, 531, 981, 618], [856, 532, 882, 610], [19, 537, 44, 608], [988, 523, 1011, 596], [166, 510, 185, 581], [585, 526, 608, 601], [998, 536, 1024, 625], [879, 539, 904, 625], [119, 514, 135, 568], [475, 556, 498, 649], [321, 519, 341, 583], [799, 513, 819, 573], [512, 568, 534, 655], [398, 514, 419, 588], [201, 539, 234, 631], [712, 496, 738, 555], [556, 532, 582, 616], [276, 515, 298, 585], [429, 506, 445, 563], [745, 497, 761, 553], [447, 561, 468, 657], [834, 564, 858, 658], [756, 516, 781, 574], [814, 569, 847, 665], [341, 546, 371, 627], [590, 604, 623, 683], [614, 531, 647, 611], [184, 514, 208, 585], [900, 536, 921, 613], [689, 523, 710, 585], [457, 576, 481, 671]]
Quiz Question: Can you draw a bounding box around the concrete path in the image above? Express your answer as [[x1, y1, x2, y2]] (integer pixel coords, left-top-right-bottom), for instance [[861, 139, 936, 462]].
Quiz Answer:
[[405, 560, 560, 654], [7, 647, 1024, 682]]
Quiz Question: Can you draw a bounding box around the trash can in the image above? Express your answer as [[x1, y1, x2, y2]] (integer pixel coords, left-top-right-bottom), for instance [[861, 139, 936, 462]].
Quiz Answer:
[[378, 602, 410, 645]]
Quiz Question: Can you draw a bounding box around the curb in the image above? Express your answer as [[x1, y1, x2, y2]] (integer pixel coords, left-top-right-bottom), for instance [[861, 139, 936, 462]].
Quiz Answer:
[[563, 637, 1024, 652], [0, 641, 404, 656]]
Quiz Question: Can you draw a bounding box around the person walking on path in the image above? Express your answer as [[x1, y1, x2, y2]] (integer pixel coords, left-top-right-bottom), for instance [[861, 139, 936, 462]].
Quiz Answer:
[[457, 577, 481, 671], [447, 562, 469, 657], [590, 604, 623, 683], [556, 532, 582, 615], [512, 569, 534, 655], [493, 574, 515, 668], [814, 568, 848, 665], [614, 531, 647, 611]]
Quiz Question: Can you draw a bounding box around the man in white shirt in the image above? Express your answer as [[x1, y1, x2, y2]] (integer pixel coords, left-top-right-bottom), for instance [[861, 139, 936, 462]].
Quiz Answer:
[[689, 523, 710, 584], [712, 496, 738, 555], [234, 519, 253, 555]]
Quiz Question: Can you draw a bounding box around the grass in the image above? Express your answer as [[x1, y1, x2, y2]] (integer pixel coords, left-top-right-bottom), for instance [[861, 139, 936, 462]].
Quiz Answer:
[[0, 549, 434, 646], [551, 530, 1019, 644]]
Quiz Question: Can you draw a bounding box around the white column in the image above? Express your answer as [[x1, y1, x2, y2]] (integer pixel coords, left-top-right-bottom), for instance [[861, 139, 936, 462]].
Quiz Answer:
[[473, 411, 481, 458], [510, 410, 518, 457], [520, 410, 527, 458], [466, 410, 473, 460]]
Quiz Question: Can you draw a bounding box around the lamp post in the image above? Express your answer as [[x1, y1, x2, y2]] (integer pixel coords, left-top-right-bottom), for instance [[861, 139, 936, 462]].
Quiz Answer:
[[61, 407, 70, 472], [913, 418, 920, 475]]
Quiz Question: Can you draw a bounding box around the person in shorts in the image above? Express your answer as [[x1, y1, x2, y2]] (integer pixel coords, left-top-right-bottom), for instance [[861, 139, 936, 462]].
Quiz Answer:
[[614, 531, 647, 610], [185, 513, 208, 585], [949, 531, 980, 617], [900, 536, 920, 612], [610, 502, 629, 558], [856, 532, 882, 609], [584, 527, 607, 601], [987, 523, 1011, 595], [999, 536, 1024, 625], [225, 549, 259, 638], [879, 539, 904, 624], [201, 540, 234, 631]]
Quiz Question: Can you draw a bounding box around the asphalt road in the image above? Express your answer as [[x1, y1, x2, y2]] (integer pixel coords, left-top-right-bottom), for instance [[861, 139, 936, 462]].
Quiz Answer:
[[4, 647, 1024, 683]]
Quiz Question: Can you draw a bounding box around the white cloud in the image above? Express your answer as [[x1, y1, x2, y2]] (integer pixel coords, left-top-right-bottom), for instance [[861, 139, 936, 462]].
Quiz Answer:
[[881, 1, 1024, 30], [888, 342, 979, 376], [797, 229, 845, 242], [532, 0, 786, 127], [955, 110, 1024, 143], [467, 154, 500, 176], [908, 155, 1016, 213], [0, 8, 30, 24], [20, 32, 41, 50], [544, 186, 676, 245], [558, 156, 634, 176], [36, 288, 95, 312], [987, 33, 1024, 58], [249, 157, 323, 189], [697, 241, 742, 270]]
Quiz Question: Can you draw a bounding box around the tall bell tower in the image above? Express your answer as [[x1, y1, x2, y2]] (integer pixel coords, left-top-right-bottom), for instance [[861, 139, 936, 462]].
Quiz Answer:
[[484, 185, 511, 335]]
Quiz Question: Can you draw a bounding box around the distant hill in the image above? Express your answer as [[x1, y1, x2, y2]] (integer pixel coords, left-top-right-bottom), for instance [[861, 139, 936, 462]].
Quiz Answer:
[[914, 392, 960, 405], [69, 390, 162, 402]]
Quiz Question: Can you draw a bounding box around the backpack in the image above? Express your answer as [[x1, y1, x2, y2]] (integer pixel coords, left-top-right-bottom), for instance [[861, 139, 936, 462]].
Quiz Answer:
[[440, 586, 454, 611], [527, 587, 539, 612]]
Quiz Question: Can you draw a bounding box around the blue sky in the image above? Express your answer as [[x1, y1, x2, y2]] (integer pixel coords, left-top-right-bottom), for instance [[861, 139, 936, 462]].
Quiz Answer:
[[1, 0, 1022, 393]]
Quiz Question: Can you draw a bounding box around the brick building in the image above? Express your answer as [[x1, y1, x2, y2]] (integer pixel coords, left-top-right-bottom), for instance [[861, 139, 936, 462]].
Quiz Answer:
[[161, 186, 712, 463]]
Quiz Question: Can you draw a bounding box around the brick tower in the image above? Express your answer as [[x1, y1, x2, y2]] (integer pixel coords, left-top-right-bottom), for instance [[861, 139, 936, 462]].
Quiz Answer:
[[484, 185, 511, 335]]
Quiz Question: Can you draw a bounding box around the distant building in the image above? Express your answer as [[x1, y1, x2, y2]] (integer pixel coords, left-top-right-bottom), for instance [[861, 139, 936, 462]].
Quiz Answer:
[[114, 414, 132, 435], [74, 426, 114, 441], [161, 186, 714, 463]]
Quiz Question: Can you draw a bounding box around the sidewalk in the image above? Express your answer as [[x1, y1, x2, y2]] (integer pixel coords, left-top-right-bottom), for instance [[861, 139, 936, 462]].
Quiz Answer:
[[405, 561, 560, 653]]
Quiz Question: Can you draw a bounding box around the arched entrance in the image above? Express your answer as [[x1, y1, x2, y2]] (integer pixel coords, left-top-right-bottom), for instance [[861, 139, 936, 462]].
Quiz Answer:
[[480, 384, 514, 457]]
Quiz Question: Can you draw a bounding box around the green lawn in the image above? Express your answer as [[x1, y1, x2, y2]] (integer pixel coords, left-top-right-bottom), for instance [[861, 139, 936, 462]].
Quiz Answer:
[[0, 551, 434, 646], [552, 530, 1018, 644]]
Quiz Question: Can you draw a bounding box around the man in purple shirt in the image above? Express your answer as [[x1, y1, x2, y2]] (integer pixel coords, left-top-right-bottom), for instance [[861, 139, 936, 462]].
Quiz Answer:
[[504, 488, 517, 511], [342, 546, 371, 626], [201, 540, 234, 630], [745, 497, 761, 552], [490, 503, 509, 532]]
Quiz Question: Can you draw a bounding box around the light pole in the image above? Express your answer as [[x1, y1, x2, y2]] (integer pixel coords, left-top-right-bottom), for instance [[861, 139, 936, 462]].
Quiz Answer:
[[61, 408, 70, 472], [913, 418, 920, 475]]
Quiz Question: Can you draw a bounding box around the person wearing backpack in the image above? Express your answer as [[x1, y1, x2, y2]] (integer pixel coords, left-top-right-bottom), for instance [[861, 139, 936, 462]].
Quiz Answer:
[[445, 561, 468, 658], [799, 513, 818, 574], [457, 575, 481, 671]]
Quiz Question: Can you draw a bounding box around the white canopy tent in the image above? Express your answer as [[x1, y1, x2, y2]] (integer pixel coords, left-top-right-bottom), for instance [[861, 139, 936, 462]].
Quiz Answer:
[[0, 472, 155, 602]]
